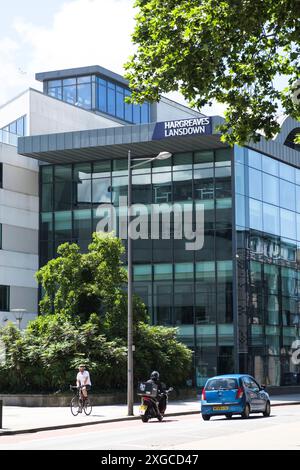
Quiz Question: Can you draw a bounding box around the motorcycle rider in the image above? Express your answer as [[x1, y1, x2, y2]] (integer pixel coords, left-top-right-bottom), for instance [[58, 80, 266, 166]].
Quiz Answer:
[[147, 370, 167, 419]]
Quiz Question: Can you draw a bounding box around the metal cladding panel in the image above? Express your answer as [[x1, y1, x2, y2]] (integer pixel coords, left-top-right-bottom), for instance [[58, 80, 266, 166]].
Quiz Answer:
[[18, 115, 300, 167]]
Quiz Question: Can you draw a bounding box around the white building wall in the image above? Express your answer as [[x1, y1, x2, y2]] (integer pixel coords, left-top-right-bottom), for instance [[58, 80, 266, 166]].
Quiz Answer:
[[156, 96, 204, 121], [0, 143, 39, 328], [0, 90, 30, 131]]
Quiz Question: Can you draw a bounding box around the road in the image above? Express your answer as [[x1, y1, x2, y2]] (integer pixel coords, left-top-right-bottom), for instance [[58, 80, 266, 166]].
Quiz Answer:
[[0, 405, 300, 450]]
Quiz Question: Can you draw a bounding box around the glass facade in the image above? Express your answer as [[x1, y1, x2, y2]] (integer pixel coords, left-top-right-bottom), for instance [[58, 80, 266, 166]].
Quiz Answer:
[[40, 148, 233, 386], [0, 115, 26, 145], [39, 141, 300, 387], [45, 75, 150, 124], [235, 146, 300, 386]]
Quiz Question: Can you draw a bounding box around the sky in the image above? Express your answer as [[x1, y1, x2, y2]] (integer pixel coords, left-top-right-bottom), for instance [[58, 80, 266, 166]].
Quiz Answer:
[[0, 0, 228, 116], [0, 0, 289, 118]]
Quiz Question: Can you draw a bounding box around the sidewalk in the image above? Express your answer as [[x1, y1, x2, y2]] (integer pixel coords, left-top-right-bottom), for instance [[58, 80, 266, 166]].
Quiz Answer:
[[0, 394, 300, 435]]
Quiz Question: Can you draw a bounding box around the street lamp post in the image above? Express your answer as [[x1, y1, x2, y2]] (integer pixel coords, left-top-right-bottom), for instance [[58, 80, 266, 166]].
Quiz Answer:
[[127, 150, 172, 416], [11, 309, 27, 330]]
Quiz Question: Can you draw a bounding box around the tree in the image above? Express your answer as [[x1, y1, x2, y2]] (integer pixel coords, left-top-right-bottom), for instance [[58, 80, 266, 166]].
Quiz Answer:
[[36, 232, 128, 322], [0, 233, 192, 393], [125, 0, 300, 145]]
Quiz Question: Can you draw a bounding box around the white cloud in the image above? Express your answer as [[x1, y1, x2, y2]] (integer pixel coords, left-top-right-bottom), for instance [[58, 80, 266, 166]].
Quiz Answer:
[[0, 0, 225, 116], [0, 0, 136, 104]]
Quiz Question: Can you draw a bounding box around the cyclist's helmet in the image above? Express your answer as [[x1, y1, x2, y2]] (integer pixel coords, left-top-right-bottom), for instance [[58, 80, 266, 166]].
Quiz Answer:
[[150, 371, 160, 382]]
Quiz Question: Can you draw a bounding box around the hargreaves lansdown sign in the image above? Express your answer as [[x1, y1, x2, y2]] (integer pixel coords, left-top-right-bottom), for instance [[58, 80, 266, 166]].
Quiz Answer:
[[152, 117, 212, 140]]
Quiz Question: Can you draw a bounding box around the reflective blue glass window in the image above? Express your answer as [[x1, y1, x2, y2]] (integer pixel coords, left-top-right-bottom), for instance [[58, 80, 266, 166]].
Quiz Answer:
[[296, 169, 300, 186], [116, 86, 124, 119], [16, 117, 24, 136], [97, 78, 107, 112], [280, 180, 295, 211], [141, 102, 149, 124], [63, 85, 76, 105], [48, 87, 62, 100], [9, 121, 16, 134], [124, 89, 132, 122], [248, 168, 262, 200], [77, 83, 91, 109], [234, 145, 245, 164], [235, 163, 245, 194], [63, 78, 76, 86], [263, 203, 280, 236], [235, 194, 246, 227], [279, 162, 295, 182], [297, 214, 300, 240], [249, 198, 263, 231], [77, 75, 91, 84], [248, 149, 262, 170], [262, 155, 279, 176], [107, 82, 116, 115], [262, 173, 279, 206], [280, 209, 296, 240], [48, 79, 61, 88], [133, 104, 141, 124], [296, 186, 300, 213]]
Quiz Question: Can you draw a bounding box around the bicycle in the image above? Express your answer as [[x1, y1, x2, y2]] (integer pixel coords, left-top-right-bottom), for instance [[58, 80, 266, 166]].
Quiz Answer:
[[70, 385, 92, 416]]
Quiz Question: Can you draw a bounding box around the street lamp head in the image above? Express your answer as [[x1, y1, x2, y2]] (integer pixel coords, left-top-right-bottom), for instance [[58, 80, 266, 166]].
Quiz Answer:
[[156, 151, 172, 161]]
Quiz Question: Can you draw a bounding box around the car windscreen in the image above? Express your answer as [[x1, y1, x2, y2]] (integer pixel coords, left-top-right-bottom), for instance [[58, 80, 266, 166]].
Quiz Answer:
[[205, 378, 238, 391]]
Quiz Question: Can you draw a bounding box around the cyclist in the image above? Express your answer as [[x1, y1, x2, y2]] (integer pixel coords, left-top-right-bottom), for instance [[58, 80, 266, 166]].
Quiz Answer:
[[76, 364, 91, 400]]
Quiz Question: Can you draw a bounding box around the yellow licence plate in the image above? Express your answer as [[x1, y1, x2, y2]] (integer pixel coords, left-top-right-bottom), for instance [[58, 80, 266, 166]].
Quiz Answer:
[[213, 406, 229, 411], [139, 405, 147, 415]]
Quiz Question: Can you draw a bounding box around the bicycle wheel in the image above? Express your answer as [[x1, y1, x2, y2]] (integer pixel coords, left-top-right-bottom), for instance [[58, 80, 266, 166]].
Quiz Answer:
[[83, 398, 92, 415], [70, 396, 81, 416]]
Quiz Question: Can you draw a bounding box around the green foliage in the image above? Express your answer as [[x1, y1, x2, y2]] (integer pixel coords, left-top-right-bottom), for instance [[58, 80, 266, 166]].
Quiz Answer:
[[125, 0, 300, 145], [36, 232, 127, 323], [0, 233, 192, 392]]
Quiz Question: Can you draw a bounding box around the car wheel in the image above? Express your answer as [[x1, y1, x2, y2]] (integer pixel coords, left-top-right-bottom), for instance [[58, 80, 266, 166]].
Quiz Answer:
[[241, 403, 250, 419], [202, 414, 211, 421], [263, 401, 271, 417], [225, 414, 233, 419]]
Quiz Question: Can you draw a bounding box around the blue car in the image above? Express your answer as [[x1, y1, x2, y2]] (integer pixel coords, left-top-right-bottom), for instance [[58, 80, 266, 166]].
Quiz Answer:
[[201, 374, 271, 421]]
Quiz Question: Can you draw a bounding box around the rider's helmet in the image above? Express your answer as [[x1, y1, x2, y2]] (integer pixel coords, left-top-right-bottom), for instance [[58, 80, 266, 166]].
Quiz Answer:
[[150, 370, 160, 382]]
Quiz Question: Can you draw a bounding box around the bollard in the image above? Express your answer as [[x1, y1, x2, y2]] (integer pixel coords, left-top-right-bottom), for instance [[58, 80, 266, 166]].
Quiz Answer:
[[0, 400, 2, 428]]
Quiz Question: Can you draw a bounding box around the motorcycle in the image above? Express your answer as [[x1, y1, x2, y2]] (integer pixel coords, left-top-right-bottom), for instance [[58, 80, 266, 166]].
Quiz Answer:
[[139, 387, 173, 422]]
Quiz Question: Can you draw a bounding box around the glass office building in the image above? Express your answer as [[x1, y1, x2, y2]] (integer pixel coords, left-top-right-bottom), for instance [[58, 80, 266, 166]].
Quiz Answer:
[[43, 72, 150, 124], [19, 113, 300, 387]]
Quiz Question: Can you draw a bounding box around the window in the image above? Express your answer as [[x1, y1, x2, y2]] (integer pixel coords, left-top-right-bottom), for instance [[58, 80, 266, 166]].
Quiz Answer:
[[262, 173, 279, 206], [0, 285, 10, 311], [280, 209, 296, 240], [279, 162, 295, 182], [0, 116, 26, 137], [280, 180, 295, 211], [0, 163, 2, 188], [249, 198, 263, 231], [248, 149, 262, 170], [248, 168, 262, 200], [262, 155, 279, 176], [77, 83, 92, 109], [0, 224, 2, 249], [263, 203, 280, 236]]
